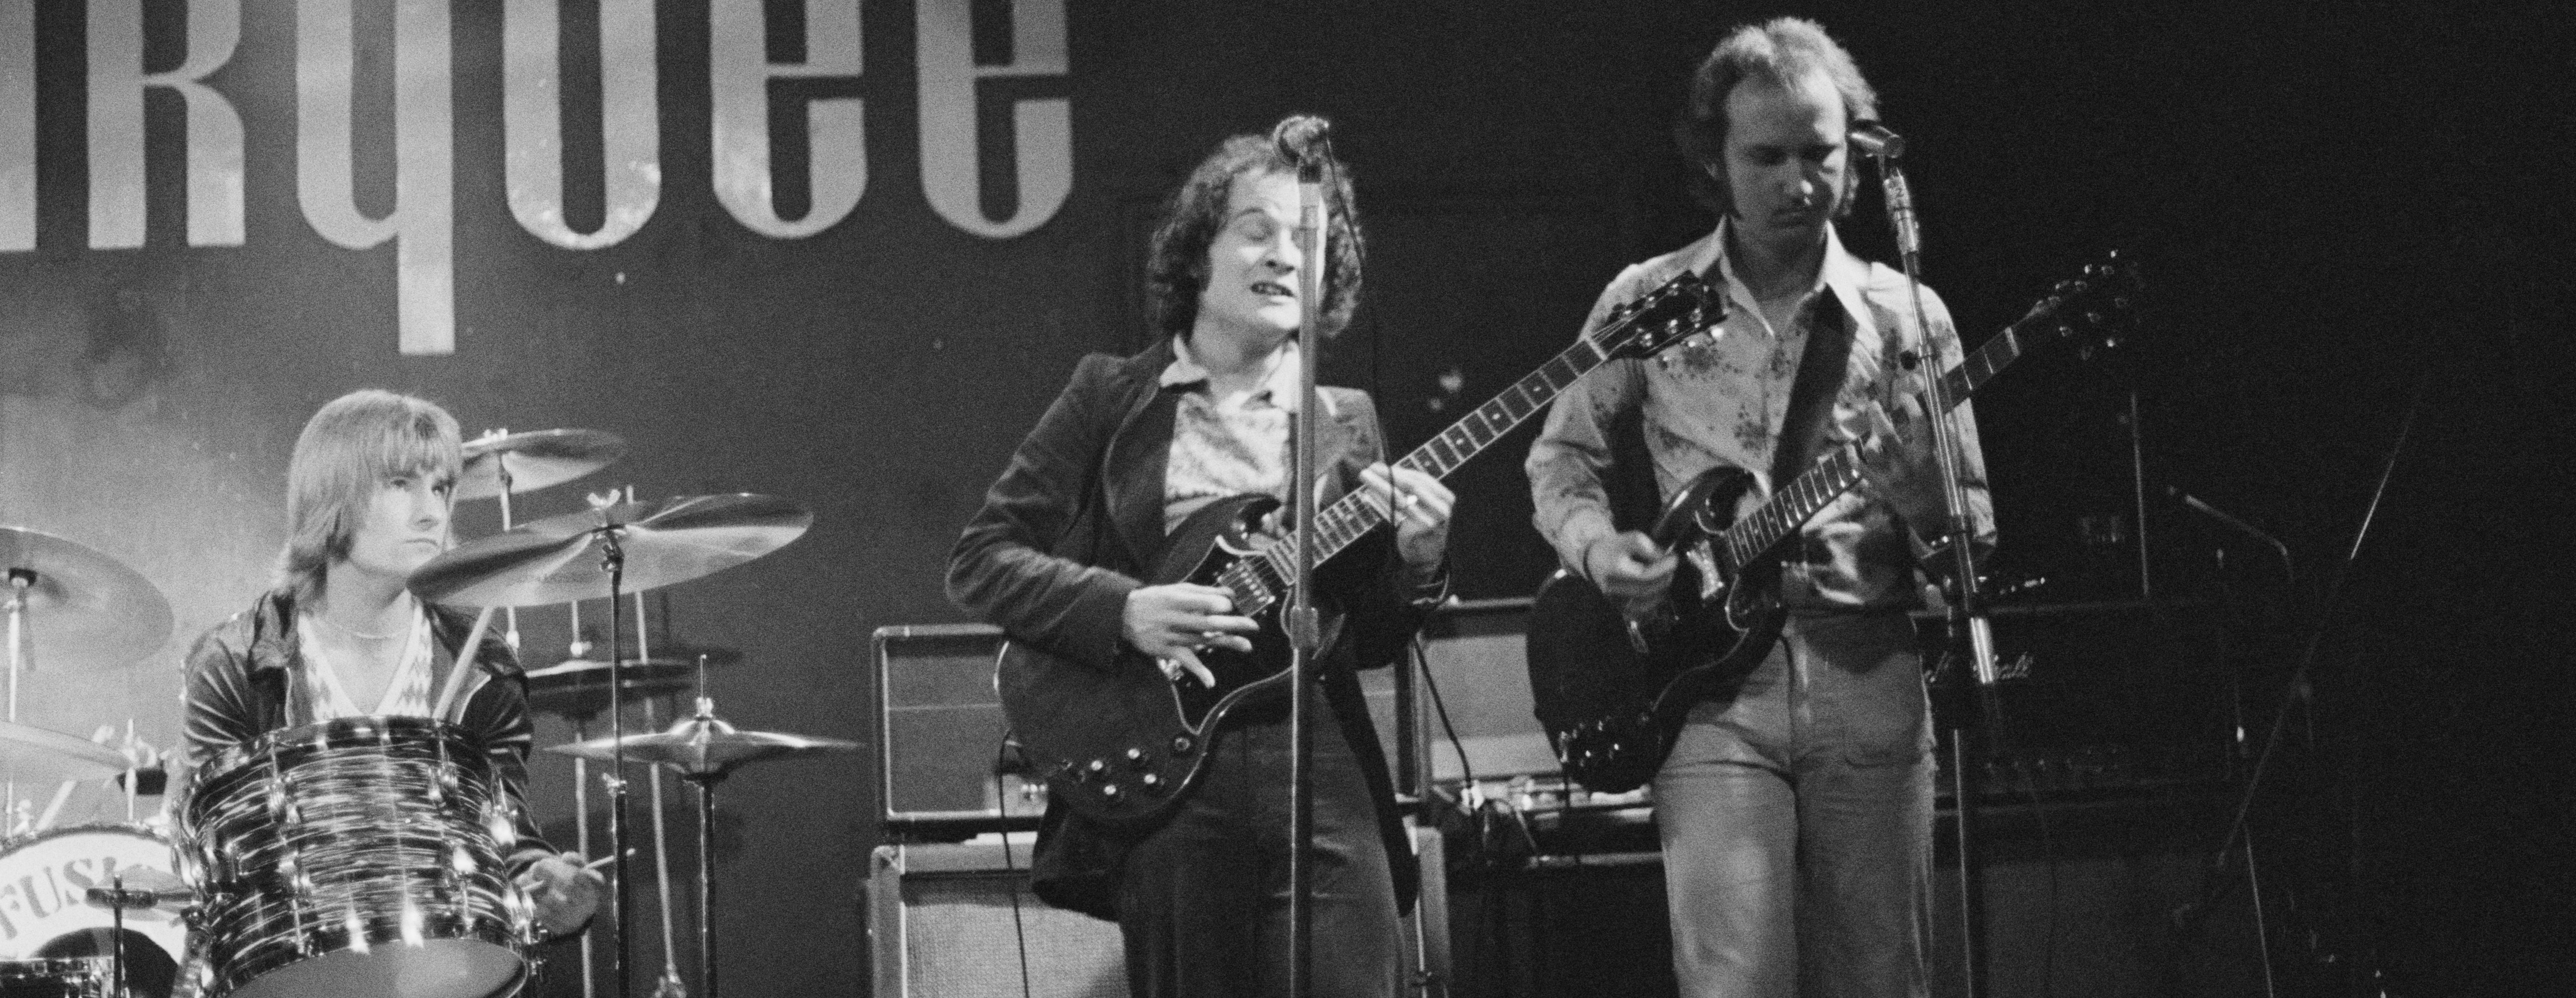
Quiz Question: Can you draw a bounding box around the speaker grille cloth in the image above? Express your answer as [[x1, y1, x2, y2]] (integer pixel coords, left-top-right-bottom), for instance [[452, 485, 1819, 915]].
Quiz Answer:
[[896, 875, 1128, 998]]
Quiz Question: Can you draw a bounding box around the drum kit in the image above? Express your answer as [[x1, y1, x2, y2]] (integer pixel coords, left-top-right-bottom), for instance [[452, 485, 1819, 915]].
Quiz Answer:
[[0, 426, 857, 998]]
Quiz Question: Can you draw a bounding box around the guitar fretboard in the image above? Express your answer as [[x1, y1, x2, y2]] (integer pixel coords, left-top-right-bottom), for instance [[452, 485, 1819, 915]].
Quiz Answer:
[[1713, 277, 2099, 572], [1234, 275, 1715, 596], [1310, 335, 1610, 561]]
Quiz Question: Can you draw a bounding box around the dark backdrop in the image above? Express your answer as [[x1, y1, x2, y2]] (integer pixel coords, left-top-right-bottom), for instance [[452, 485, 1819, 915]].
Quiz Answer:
[[0, 1, 2561, 995]]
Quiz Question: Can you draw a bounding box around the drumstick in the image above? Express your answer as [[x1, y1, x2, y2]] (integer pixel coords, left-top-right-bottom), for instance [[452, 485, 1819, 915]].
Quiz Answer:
[[434, 606, 500, 718], [581, 850, 634, 872]]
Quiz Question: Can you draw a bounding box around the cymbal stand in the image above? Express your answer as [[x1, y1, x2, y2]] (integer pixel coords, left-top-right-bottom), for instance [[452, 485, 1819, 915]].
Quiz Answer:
[[568, 707, 601, 998], [109, 871, 127, 998], [6, 569, 32, 829], [566, 601, 599, 998], [681, 656, 725, 998], [601, 527, 634, 998], [491, 447, 524, 655], [631, 579, 689, 998]]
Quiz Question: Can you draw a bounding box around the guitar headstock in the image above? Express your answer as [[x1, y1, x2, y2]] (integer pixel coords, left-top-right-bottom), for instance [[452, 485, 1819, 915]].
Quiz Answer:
[[2020, 249, 2143, 360], [1593, 270, 1725, 360]]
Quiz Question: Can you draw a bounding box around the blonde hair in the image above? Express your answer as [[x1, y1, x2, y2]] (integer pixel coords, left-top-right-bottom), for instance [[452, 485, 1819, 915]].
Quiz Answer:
[[280, 389, 463, 605]]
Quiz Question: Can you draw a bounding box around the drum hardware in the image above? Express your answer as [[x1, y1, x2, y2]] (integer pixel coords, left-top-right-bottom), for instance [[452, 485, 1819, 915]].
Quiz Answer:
[[550, 656, 857, 998], [412, 492, 811, 998], [0, 958, 113, 998], [460, 428, 628, 672], [0, 528, 175, 842], [0, 825, 187, 998]]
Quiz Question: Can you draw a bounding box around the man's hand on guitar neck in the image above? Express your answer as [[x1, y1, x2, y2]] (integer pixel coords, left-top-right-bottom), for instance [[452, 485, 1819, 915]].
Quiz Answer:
[[1124, 583, 1258, 688], [1584, 531, 1679, 602]]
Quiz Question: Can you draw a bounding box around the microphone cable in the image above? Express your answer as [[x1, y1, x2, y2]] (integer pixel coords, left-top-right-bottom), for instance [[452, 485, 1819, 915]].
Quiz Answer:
[[990, 735, 1036, 998]]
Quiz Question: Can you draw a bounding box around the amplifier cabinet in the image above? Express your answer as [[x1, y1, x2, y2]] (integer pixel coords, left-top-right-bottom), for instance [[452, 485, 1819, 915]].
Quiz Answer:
[[867, 838, 1127, 998], [867, 829, 1451, 998], [872, 623, 1045, 835]]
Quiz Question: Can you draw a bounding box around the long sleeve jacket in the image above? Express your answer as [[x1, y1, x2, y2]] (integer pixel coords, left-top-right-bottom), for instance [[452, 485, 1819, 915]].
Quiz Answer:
[[946, 336, 1427, 920]]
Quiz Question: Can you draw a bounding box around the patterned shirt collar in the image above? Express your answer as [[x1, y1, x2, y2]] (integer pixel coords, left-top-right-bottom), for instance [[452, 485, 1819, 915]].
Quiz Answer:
[[1692, 219, 1877, 341], [1159, 335, 1304, 413]]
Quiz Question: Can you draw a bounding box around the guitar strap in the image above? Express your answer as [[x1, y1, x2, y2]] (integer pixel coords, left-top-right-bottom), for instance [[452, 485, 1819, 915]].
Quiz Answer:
[[1767, 296, 1855, 504]]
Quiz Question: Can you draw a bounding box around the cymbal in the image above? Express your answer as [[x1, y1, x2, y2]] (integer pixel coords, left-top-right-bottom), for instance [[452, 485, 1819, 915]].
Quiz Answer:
[[546, 713, 857, 778], [524, 657, 699, 717], [0, 527, 173, 671], [0, 720, 130, 780], [83, 867, 195, 912], [455, 428, 628, 500], [650, 641, 743, 668], [409, 494, 812, 609]]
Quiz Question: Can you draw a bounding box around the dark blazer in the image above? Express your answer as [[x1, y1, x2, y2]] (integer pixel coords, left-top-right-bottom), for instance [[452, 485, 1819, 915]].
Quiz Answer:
[[947, 337, 1428, 920]]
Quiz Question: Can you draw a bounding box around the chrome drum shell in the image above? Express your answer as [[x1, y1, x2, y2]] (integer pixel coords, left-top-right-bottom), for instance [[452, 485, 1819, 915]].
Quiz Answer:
[[179, 717, 534, 998]]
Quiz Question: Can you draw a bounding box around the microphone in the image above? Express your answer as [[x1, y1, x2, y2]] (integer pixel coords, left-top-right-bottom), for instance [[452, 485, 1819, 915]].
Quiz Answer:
[[2166, 486, 2294, 579], [1849, 120, 1904, 159], [1270, 114, 1334, 181]]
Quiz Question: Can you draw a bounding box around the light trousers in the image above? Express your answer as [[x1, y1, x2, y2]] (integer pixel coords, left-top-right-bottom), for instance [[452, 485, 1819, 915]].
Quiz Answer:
[[1654, 611, 1935, 998]]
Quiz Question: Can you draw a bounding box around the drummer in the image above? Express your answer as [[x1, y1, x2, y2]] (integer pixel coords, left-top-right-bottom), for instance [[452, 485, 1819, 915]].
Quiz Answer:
[[177, 388, 604, 939]]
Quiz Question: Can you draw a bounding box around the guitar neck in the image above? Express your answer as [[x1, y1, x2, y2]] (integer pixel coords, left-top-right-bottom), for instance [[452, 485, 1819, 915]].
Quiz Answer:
[[1303, 332, 1617, 564], [1718, 307, 2056, 571]]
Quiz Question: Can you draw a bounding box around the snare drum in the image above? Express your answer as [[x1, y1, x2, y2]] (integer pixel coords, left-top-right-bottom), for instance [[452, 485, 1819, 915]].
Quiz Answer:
[[180, 717, 535, 998], [0, 826, 186, 998]]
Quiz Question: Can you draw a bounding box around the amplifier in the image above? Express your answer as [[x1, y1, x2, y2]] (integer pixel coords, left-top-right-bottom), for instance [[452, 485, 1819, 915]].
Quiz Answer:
[[867, 829, 1453, 998], [871, 623, 1044, 836], [867, 837, 1127, 998], [1923, 599, 2233, 799]]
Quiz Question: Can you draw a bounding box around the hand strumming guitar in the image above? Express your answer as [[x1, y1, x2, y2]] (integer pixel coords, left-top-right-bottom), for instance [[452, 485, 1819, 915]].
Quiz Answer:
[[1584, 531, 1680, 603], [1124, 584, 1257, 687]]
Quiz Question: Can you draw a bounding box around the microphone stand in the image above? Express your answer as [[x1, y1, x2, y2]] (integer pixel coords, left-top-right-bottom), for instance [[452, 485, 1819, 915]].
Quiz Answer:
[[1283, 139, 1329, 998], [1871, 139, 1999, 998]]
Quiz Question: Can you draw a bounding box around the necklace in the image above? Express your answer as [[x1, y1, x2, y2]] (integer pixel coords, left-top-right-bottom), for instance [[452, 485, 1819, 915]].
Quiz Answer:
[[313, 601, 410, 641]]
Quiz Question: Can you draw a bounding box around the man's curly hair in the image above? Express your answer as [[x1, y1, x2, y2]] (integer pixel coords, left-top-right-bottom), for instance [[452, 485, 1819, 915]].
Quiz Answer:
[[1144, 133, 1364, 341]]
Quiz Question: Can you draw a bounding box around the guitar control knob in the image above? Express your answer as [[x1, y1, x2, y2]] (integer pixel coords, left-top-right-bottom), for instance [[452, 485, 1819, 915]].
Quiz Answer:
[[1086, 759, 1109, 777], [1099, 783, 1122, 799], [1140, 773, 1165, 794], [1170, 736, 1196, 756], [1124, 748, 1150, 769]]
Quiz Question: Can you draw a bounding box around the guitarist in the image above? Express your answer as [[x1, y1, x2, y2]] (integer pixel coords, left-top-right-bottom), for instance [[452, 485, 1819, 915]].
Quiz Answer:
[[1524, 19, 1994, 998], [947, 121, 1453, 998]]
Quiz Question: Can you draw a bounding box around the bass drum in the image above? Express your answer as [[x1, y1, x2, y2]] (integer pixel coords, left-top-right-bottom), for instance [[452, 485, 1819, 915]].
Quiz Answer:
[[0, 825, 186, 998]]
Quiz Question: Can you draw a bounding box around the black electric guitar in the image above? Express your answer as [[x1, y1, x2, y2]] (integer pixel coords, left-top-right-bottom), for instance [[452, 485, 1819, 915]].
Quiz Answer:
[[996, 273, 1723, 824], [1527, 252, 2140, 793]]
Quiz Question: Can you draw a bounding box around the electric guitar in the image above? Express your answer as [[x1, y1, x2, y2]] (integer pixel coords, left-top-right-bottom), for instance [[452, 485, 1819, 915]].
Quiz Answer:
[[996, 272, 1723, 824], [1526, 251, 2140, 794]]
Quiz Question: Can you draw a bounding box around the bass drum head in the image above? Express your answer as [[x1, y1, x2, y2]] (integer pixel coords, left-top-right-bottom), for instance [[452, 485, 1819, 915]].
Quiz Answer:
[[0, 826, 184, 998]]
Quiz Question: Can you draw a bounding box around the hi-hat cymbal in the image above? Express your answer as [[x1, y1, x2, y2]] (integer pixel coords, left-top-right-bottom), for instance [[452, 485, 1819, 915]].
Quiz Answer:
[[547, 713, 857, 778], [409, 494, 812, 609], [0, 720, 130, 780], [456, 428, 628, 500], [0, 527, 173, 671], [83, 867, 195, 912], [524, 657, 700, 717]]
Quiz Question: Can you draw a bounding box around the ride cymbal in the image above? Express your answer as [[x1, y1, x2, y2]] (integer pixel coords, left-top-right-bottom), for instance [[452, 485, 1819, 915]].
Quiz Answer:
[[409, 494, 812, 609], [455, 428, 628, 500]]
